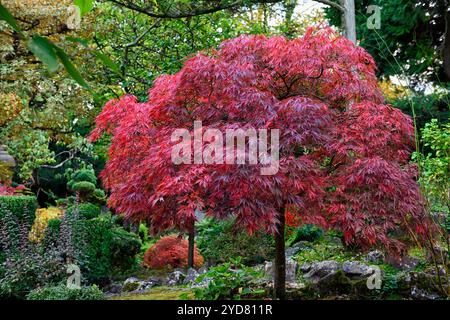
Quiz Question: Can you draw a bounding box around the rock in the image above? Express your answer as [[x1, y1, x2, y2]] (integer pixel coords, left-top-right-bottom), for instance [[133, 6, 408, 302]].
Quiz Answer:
[[304, 261, 341, 281], [106, 283, 122, 294], [123, 277, 142, 292], [300, 262, 312, 273], [385, 254, 420, 271], [167, 270, 186, 286], [286, 241, 308, 258], [183, 268, 200, 284], [264, 259, 298, 282], [410, 286, 440, 300], [313, 270, 352, 295], [366, 250, 385, 264], [198, 266, 208, 274], [342, 261, 372, 278]]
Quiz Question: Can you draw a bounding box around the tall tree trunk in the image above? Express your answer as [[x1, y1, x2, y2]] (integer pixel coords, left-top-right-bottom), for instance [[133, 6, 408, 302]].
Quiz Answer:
[[274, 207, 286, 299], [340, 0, 356, 44], [443, 9, 450, 81], [187, 219, 195, 268]]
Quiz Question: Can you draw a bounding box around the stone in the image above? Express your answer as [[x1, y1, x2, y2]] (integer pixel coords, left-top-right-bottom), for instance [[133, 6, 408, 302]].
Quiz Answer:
[[167, 270, 186, 286], [324, 236, 343, 247], [366, 250, 385, 264], [410, 286, 440, 300], [123, 277, 142, 292], [264, 259, 298, 282], [299, 262, 312, 273], [314, 270, 353, 294], [183, 268, 200, 284], [342, 261, 372, 278], [285, 241, 308, 258], [106, 283, 122, 294], [303, 261, 341, 281]]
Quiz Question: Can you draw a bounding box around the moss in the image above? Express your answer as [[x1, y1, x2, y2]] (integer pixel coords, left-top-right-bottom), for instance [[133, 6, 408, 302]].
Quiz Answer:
[[110, 287, 193, 300]]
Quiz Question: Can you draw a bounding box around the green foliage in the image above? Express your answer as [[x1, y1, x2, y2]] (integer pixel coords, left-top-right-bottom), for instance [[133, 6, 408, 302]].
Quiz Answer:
[[0, 195, 37, 227], [26, 283, 104, 300], [66, 203, 101, 220], [71, 181, 96, 194], [286, 224, 323, 246], [194, 258, 264, 300], [110, 227, 142, 270], [196, 218, 274, 265], [413, 119, 450, 214]]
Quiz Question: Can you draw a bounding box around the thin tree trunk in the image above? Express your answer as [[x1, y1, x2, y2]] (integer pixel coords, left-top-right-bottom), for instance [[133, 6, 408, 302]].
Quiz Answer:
[[443, 9, 450, 81], [274, 207, 286, 299], [340, 0, 356, 44], [187, 219, 195, 268]]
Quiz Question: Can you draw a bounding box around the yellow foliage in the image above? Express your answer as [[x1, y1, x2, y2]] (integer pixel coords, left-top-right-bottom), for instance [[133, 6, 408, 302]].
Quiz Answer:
[[29, 207, 64, 243], [379, 80, 410, 102]]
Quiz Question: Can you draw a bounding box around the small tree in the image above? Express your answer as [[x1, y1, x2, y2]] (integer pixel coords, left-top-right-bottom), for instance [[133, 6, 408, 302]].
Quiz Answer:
[[90, 28, 431, 299]]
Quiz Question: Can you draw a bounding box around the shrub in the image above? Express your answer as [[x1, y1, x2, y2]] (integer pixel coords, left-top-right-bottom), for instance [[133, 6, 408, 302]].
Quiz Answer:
[[196, 218, 274, 265], [286, 224, 323, 246], [193, 258, 264, 300], [110, 227, 142, 270], [29, 207, 64, 243], [27, 284, 104, 300], [71, 181, 96, 195], [66, 203, 101, 220], [0, 195, 37, 227], [143, 235, 204, 269]]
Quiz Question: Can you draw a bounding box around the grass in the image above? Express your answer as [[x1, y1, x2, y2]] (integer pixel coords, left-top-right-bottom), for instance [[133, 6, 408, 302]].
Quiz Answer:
[[110, 286, 194, 300]]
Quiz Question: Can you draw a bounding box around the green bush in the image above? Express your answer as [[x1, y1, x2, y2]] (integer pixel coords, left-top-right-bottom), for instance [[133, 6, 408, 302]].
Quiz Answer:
[[71, 181, 96, 194], [196, 218, 274, 265], [66, 203, 101, 220], [0, 196, 37, 258], [193, 258, 264, 300], [286, 224, 323, 246], [110, 227, 141, 270], [0, 195, 37, 227], [27, 284, 104, 300]]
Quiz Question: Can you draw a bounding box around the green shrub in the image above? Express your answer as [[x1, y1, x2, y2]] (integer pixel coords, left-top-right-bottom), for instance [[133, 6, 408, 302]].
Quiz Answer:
[[27, 283, 104, 300], [286, 224, 323, 246], [196, 218, 274, 265], [0, 195, 37, 227], [71, 181, 96, 194], [66, 203, 101, 220], [193, 258, 264, 300], [110, 227, 141, 270], [71, 169, 97, 186]]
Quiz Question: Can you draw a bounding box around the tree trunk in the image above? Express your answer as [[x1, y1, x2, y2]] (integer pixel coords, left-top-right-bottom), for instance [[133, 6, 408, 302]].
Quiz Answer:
[[443, 9, 450, 81], [187, 219, 195, 268], [274, 207, 286, 299], [340, 0, 356, 44]]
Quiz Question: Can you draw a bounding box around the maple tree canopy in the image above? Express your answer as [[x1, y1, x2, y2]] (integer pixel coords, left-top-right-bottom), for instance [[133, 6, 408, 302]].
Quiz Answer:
[[90, 28, 430, 253]]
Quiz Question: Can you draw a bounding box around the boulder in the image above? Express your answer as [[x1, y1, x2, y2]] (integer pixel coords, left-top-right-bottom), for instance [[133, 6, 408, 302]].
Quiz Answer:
[[342, 261, 372, 278], [167, 270, 186, 286], [183, 268, 200, 284], [366, 250, 385, 264], [122, 277, 142, 292], [264, 259, 298, 282], [286, 241, 309, 258], [303, 261, 341, 281]]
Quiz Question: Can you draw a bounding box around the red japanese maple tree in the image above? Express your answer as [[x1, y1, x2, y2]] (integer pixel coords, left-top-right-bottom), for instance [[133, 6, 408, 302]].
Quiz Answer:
[[90, 28, 430, 299]]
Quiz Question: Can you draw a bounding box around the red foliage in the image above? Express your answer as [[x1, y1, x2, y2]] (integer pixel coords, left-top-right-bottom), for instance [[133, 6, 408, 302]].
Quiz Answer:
[[143, 235, 204, 269], [90, 27, 431, 253], [0, 183, 25, 196]]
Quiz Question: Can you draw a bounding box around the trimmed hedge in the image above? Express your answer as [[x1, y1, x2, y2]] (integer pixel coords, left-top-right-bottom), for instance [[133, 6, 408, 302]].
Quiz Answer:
[[66, 203, 101, 220], [0, 196, 38, 227]]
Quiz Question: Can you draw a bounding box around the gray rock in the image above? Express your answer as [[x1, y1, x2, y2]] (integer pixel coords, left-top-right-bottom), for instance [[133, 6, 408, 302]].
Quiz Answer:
[[264, 259, 298, 282], [167, 270, 186, 285], [342, 261, 372, 277], [300, 262, 312, 273], [183, 268, 200, 284], [366, 250, 385, 264], [304, 261, 341, 281], [285, 241, 308, 258], [410, 286, 440, 300], [123, 277, 142, 292]]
